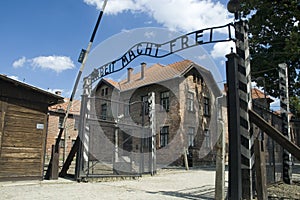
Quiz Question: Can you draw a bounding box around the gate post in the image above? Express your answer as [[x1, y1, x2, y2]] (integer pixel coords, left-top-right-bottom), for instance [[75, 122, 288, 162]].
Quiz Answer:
[[226, 52, 242, 200], [278, 63, 292, 184], [148, 92, 156, 175], [75, 93, 88, 180], [75, 77, 92, 180], [235, 20, 254, 199]]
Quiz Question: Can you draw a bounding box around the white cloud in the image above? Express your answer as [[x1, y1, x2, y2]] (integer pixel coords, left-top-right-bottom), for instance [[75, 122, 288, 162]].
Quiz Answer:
[[144, 31, 156, 39], [13, 56, 75, 73], [210, 41, 235, 59], [121, 29, 131, 33], [196, 54, 209, 60], [12, 56, 26, 68], [84, 0, 143, 14], [270, 97, 280, 111], [8, 75, 19, 81], [251, 81, 258, 88], [85, 0, 233, 33], [30, 56, 75, 73], [144, 20, 153, 25], [12, 55, 75, 73], [47, 88, 64, 94]]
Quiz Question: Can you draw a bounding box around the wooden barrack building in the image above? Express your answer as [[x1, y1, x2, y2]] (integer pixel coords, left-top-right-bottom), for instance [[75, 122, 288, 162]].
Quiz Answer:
[[0, 75, 63, 181]]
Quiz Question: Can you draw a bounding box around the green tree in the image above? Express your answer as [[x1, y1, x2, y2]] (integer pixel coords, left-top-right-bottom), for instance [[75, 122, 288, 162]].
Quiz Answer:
[[240, 0, 300, 100], [290, 96, 300, 118]]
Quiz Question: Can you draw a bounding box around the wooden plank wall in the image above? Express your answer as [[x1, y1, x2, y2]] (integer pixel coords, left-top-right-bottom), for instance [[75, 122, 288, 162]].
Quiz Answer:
[[0, 101, 47, 181]]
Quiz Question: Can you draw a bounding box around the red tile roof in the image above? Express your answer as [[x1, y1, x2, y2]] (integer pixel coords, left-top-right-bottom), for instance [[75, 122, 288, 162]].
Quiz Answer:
[[252, 88, 273, 103], [49, 98, 81, 115], [104, 60, 196, 91], [105, 79, 120, 89]]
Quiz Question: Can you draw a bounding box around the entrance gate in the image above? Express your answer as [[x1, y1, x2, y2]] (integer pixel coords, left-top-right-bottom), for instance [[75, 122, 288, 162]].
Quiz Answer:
[[70, 23, 234, 180], [57, 19, 251, 191], [56, 10, 300, 200]]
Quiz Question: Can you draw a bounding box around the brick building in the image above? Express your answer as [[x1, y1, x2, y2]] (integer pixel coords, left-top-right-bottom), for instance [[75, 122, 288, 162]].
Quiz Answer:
[[90, 60, 222, 169], [46, 95, 80, 163]]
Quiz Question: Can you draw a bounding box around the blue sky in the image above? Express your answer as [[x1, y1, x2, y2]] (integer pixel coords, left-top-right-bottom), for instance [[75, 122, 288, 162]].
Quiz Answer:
[[1, 0, 239, 98]]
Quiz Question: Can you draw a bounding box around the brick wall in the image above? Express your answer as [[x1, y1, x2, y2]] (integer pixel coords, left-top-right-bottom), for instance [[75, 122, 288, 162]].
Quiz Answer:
[[45, 113, 78, 162], [92, 71, 217, 167]]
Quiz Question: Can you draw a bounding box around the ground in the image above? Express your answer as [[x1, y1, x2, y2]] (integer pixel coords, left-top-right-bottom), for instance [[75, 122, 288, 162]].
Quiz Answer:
[[0, 168, 220, 200], [267, 164, 300, 200], [268, 181, 300, 199], [1, 167, 300, 199]]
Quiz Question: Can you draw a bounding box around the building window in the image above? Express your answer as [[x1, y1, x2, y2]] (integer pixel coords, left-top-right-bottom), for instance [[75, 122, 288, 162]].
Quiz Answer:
[[160, 126, 169, 147], [204, 129, 211, 149], [143, 137, 150, 149], [142, 95, 149, 115], [58, 115, 64, 129], [204, 97, 210, 116], [160, 91, 169, 112], [187, 92, 194, 111], [193, 74, 203, 84], [56, 138, 65, 148], [101, 87, 108, 96], [188, 127, 195, 147], [101, 103, 107, 120]]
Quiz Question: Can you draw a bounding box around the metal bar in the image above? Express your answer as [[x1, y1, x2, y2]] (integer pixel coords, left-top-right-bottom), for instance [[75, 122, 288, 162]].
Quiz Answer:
[[226, 52, 242, 200], [57, 0, 108, 178], [249, 109, 300, 161], [278, 63, 292, 184], [228, 24, 232, 40], [75, 94, 88, 180], [235, 20, 254, 200], [209, 28, 213, 42], [88, 23, 235, 84], [80, 174, 141, 178], [59, 136, 80, 177]]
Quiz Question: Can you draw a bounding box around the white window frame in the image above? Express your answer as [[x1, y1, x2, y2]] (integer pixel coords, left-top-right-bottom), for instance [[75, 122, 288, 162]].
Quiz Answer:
[[204, 129, 211, 149], [160, 126, 169, 147], [188, 127, 195, 147], [187, 92, 194, 112]]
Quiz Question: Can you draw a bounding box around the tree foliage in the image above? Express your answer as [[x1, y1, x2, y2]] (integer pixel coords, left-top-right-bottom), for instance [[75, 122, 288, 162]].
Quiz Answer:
[[290, 96, 300, 118], [240, 0, 300, 100]]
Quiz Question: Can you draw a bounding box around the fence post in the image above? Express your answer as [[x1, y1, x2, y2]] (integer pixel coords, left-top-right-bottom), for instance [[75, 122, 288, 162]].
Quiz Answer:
[[235, 20, 254, 199], [279, 63, 292, 184], [254, 127, 268, 200], [226, 52, 242, 200]]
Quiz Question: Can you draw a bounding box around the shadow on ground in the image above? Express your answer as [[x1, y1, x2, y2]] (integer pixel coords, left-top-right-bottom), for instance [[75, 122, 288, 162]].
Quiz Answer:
[[147, 185, 218, 200]]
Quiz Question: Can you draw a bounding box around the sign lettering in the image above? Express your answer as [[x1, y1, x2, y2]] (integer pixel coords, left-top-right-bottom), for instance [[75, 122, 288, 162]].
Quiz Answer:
[[88, 23, 234, 84]]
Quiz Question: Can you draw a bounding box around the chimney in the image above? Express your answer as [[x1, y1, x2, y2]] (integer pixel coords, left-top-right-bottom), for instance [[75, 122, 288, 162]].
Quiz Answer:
[[55, 90, 62, 96], [141, 62, 146, 79], [127, 67, 133, 82]]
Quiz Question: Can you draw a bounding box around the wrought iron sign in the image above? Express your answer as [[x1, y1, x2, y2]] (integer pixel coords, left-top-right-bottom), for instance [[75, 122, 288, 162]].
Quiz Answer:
[[87, 23, 234, 84]]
